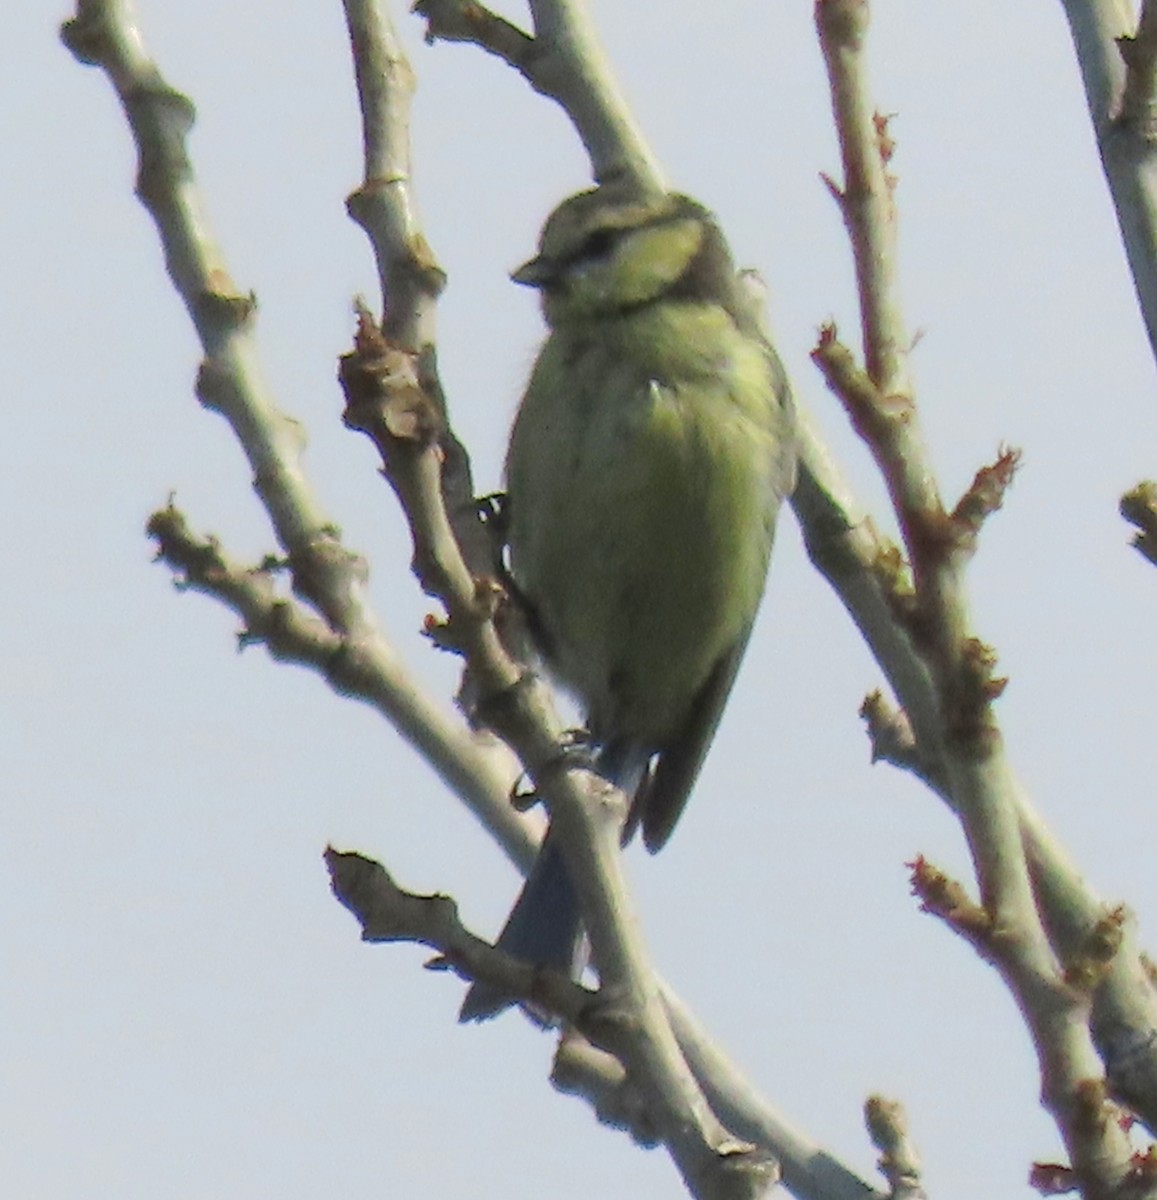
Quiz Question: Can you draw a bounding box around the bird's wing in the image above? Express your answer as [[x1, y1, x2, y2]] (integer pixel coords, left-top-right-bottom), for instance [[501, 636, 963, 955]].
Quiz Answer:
[[632, 623, 755, 853]]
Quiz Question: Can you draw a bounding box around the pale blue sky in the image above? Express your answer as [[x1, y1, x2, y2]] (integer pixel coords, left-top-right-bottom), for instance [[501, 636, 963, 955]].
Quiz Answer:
[[5, 2, 1157, 1198]]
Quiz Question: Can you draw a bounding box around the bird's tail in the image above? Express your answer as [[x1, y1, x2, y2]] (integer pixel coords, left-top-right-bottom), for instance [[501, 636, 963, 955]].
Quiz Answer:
[[458, 827, 584, 1023]]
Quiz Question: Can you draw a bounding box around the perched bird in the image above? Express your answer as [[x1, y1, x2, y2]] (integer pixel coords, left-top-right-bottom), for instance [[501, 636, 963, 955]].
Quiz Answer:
[[460, 187, 796, 1022]]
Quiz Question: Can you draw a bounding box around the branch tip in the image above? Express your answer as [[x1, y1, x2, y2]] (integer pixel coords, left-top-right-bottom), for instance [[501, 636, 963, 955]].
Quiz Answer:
[[412, 0, 536, 69], [1029, 1161, 1078, 1195], [951, 446, 1022, 539], [908, 855, 993, 946], [864, 1094, 925, 1198]]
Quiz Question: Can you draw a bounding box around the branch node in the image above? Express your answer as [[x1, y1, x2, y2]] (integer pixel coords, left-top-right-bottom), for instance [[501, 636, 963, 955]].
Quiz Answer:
[[193, 287, 258, 334], [1028, 1161, 1078, 1195], [859, 692, 946, 797], [940, 639, 1006, 749], [867, 536, 918, 619], [1065, 905, 1129, 992], [812, 323, 913, 445], [1071, 1077, 1113, 1139], [340, 302, 444, 449], [1116, 11, 1157, 138], [873, 111, 897, 167]]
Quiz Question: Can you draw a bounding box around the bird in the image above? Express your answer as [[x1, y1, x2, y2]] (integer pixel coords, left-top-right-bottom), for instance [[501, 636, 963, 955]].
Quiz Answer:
[[459, 186, 796, 1022]]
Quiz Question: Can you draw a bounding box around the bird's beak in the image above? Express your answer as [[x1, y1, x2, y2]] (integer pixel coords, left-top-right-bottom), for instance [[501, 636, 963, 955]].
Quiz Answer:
[[510, 255, 556, 289]]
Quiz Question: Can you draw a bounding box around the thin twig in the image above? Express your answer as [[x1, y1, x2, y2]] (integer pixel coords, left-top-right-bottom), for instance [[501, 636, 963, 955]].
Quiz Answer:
[[414, 0, 666, 192], [326, 848, 593, 1018], [864, 1095, 926, 1200], [794, 328, 1157, 1139], [145, 501, 536, 860]]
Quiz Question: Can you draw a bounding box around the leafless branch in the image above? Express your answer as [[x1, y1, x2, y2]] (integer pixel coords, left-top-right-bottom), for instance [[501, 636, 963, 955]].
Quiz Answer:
[[326, 847, 592, 1016], [413, 0, 666, 193], [816, 2, 1142, 1192], [59, 0, 526, 864], [864, 1095, 926, 1200], [340, 0, 498, 590], [1057, 0, 1157, 366]]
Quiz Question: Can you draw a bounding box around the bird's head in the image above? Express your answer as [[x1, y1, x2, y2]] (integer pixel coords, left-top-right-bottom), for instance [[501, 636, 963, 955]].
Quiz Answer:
[[512, 189, 737, 325]]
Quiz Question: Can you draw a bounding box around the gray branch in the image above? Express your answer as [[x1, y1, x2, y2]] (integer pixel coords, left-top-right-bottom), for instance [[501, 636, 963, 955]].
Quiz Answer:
[[1058, 0, 1157, 366], [60, 0, 527, 864]]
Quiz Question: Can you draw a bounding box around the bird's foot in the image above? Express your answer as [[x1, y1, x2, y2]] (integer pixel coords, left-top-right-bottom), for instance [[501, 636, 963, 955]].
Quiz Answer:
[[508, 729, 596, 812]]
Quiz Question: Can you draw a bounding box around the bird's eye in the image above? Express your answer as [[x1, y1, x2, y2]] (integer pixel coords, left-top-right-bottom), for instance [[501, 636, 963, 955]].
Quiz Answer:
[[577, 228, 617, 261]]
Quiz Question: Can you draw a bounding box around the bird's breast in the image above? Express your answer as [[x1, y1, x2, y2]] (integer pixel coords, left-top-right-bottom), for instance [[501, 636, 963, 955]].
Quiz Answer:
[[506, 303, 786, 743]]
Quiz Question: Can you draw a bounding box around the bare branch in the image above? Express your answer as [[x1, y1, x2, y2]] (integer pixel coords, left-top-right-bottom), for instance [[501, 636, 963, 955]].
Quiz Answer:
[[61, 0, 360, 636], [342, 0, 445, 351], [332, 11, 845, 1193], [793, 387, 1157, 1143], [864, 1095, 926, 1200], [413, 0, 666, 193], [816, 3, 1143, 1191], [414, 0, 536, 69], [326, 847, 593, 1018], [59, 0, 526, 865], [816, 0, 907, 395], [664, 993, 885, 1200], [341, 0, 500, 599], [1056, 0, 1157, 366], [146, 500, 535, 860]]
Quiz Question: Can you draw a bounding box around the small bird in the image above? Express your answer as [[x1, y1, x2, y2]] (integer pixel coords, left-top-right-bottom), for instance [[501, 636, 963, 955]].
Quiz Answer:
[[460, 187, 796, 1022]]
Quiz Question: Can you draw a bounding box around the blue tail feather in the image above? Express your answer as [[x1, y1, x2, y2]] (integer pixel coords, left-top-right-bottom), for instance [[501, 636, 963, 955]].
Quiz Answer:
[[458, 829, 585, 1023]]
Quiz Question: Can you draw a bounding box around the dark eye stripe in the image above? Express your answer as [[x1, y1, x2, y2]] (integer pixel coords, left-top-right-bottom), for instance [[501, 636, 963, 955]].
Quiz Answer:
[[574, 227, 618, 262]]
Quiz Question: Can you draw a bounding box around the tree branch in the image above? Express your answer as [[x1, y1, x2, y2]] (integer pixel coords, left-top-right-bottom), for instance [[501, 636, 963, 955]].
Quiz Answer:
[[815, 3, 1143, 1192], [60, 0, 527, 864], [144, 501, 534, 859], [864, 1095, 926, 1200], [414, 0, 666, 193], [1056, 0, 1157, 366], [340, 0, 499, 594], [327, 847, 594, 1018], [335, 8, 895, 1195]]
